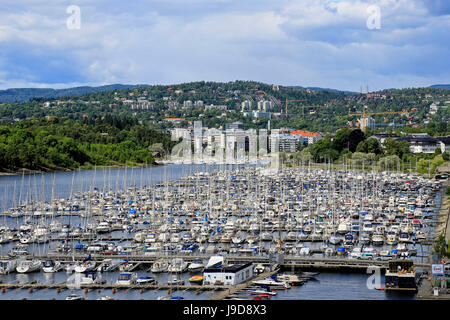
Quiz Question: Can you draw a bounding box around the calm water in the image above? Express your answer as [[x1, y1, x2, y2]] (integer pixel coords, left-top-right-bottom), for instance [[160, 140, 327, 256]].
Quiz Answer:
[[0, 164, 431, 300], [0, 272, 413, 300], [0, 164, 241, 211]]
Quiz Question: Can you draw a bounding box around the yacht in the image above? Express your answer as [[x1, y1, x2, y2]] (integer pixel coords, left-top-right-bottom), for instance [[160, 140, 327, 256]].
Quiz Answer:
[[95, 221, 111, 234], [167, 258, 188, 273], [116, 272, 137, 285], [0, 260, 17, 274], [372, 233, 384, 246], [167, 274, 185, 286], [42, 259, 63, 273], [96, 259, 120, 272], [260, 232, 273, 241], [252, 278, 291, 290], [65, 294, 85, 300], [359, 231, 371, 245], [144, 233, 157, 244], [74, 261, 97, 273], [187, 259, 205, 273], [150, 259, 169, 273], [398, 232, 412, 243], [80, 272, 105, 285], [16, 259, 42, 273], [350, 246, 363, 259], [275, 274, 305, 286], [328, 233, 341, 245], [337, 222, 349, 235], [231, 235, 244, 244], [136, 276, 157, 284]]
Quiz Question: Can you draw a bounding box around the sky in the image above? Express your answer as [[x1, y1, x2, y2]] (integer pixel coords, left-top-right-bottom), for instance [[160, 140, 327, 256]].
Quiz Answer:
[[0, 0, 449, 92]]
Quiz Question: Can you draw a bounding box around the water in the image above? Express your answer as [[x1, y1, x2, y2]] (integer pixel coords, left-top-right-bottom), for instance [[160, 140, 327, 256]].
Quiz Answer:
[[0, 164, 432, 300], [0, 164, 238, 211], [0, 272, 415, 300]]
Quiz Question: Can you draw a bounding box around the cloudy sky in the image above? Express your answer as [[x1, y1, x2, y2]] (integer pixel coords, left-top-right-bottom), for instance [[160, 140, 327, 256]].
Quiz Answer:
[[0, 0, 449, 91]]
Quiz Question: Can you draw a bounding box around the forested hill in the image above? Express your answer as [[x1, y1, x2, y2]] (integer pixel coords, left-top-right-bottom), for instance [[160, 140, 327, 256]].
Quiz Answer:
[[0, 80, 448, 134], [0, 84, 143, 103], [0, 116, 176, 172]]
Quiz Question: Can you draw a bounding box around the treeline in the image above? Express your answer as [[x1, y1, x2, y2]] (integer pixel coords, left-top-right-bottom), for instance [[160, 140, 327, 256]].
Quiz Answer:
[[0, 116, 176, 172]]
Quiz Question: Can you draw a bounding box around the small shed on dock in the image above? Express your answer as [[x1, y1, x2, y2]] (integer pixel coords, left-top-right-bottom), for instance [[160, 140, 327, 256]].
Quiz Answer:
[[203, 262, 254, 286]]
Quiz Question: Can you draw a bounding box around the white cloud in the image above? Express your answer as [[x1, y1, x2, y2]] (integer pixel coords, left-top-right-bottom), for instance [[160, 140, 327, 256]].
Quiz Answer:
[[0, 0, 448, 91]]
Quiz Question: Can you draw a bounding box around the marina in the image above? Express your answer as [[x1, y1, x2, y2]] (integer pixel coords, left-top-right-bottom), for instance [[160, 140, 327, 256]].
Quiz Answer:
[[0, 164, 446, 300]]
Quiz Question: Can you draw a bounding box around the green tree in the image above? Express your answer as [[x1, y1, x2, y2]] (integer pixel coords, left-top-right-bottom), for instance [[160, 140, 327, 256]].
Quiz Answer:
[[356, 138, 382, 155], [348, 129, 365, 152]]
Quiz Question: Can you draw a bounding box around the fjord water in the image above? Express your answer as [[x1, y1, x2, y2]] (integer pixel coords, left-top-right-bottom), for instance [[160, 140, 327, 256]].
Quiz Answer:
[[0, 164, 420, 300]]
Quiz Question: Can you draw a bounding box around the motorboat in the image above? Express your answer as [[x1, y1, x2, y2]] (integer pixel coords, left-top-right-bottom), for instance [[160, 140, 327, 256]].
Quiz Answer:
[[65, 294, 85, 300], [74, 261, 97, 273], [359, 231, 371, 244], [16, 259, 42, 273], [136, 276, 157, 284], [260, 232, 273, 241], [167, 274, 185, 286], [188, 275, 204, 284], [324, 247, 335, 256], [42, 259, 63, 273], [80, 272, 105, 285], [167, 258, 188, 273], [275, 274, 305, 286], [116, 272, 137, 285], [253, 263, 266, 274], [252, 278, 291, 290], [144, 233, 157, 244], [95, 221, 111, 234], [299, 247, 310, 256], [328, 233, 341, 245], [0, 260, 17, 275], [350, 246, 362, 259], [285, 232, 298, 241], [150, 259, 169, 273], [372, 233, 384, 246], [337, 222, 349, 235], [399, 232, 412, 243], [96, 259, 120, 272], [231, 235, 244, 244], [336, 246, 346, 256], [187, 259, 204, 273]]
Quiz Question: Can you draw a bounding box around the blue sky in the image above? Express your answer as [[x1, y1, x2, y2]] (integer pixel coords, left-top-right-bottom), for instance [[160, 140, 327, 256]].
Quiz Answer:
[[0, 0, 449, 91]]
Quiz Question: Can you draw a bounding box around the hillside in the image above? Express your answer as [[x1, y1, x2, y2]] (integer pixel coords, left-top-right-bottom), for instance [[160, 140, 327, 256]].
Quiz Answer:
[[0, 84, 143, 103], [0, 80, 448, 134]]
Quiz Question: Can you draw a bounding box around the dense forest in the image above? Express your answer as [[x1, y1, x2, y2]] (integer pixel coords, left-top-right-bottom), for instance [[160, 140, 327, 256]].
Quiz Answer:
[[0, 116, 176, 172]]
